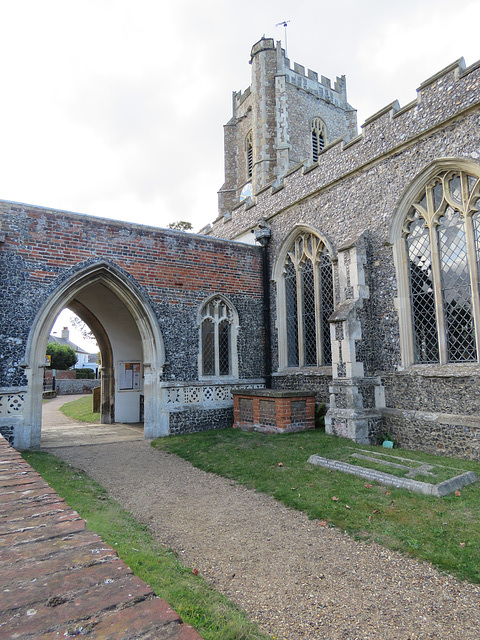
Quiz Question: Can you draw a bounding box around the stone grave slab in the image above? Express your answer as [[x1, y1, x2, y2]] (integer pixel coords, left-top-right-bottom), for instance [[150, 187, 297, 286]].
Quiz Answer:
[[308, 448, 478, 496]]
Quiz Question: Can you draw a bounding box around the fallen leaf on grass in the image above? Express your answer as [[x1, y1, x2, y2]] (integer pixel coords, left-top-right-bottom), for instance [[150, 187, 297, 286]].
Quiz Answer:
[[386, 491, 391, 495], [318, 520, 328, 527], [455, 490, 461, 497], [365, 483, 373, 489], [345, 505, 351, 509], [372, 509, 380, 514], [192, 568, 199, 576], [332, 496, 339, 501], [460, 542, 466, 548], [291, 487, 298, 490], [278, 462, 284, 467]]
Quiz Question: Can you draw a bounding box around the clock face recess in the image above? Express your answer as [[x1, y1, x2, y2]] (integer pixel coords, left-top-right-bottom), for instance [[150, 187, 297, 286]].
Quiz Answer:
[[239, 183, 252, 201]]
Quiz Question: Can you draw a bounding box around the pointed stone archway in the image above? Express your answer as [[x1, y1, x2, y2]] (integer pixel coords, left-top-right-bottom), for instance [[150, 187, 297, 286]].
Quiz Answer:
[[20, 262, 167, 449]]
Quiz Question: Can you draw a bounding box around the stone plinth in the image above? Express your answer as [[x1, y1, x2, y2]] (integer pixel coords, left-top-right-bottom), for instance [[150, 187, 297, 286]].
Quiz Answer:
[[232, 389, 316, 433]]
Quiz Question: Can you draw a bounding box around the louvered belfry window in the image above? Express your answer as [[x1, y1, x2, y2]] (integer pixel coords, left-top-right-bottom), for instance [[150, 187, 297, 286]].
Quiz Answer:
[[284, 232, 334, 367], [201, 298, 233, 376], [246, 131, 253, 179], [405, 171, 480, 363], [311, 118, 326, 163]]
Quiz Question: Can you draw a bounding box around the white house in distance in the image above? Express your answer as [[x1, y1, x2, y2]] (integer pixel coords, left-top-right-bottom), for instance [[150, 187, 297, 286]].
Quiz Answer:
[[48, 327, 100, 376]]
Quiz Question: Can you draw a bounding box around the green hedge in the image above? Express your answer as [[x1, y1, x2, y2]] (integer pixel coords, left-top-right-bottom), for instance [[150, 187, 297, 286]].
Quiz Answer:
[[76, 368, 95, 379]]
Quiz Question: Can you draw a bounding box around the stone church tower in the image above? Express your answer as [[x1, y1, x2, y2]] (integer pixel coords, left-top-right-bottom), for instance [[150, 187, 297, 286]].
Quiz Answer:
[[218, 37, 358, 217]]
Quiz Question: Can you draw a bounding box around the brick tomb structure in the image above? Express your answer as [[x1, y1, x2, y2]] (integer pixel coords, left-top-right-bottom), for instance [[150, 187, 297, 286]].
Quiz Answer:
[[233, 389, 315, 433]]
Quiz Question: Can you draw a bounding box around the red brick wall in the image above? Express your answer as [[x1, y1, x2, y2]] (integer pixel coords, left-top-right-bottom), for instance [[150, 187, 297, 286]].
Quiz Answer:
[[2, 204, 263, 303]]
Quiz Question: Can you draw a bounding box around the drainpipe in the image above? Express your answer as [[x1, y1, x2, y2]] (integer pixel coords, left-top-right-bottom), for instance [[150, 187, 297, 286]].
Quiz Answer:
[[255, 225, 272, 389]]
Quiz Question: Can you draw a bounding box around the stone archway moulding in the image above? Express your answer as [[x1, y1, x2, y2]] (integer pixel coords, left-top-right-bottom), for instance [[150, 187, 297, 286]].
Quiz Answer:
[[22, 261, 167, 448]]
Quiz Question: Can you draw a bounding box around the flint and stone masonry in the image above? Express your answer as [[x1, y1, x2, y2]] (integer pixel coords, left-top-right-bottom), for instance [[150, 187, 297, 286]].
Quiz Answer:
[[1, 37, 480, 460]]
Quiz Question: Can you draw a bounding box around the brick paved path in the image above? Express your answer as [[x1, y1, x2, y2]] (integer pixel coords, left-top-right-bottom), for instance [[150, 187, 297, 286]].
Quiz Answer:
[[0, 434, 202, 640]]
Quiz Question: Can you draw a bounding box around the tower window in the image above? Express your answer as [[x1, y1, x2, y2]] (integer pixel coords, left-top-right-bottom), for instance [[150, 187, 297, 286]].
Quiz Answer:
[[246, 131, 253, 178], [311, 118, 326, 163]]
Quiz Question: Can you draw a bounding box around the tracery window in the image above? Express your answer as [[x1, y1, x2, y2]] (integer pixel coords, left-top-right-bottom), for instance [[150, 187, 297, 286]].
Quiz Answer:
[[246, 131, 253, 179], [282, 232, 334, 368], [404, 170, 480, 364], [200, 297, 237, 377], [311, 118, 326, 163]]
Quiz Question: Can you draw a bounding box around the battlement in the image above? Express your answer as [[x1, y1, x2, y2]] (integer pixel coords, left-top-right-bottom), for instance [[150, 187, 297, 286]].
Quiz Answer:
[[232, 36, 351, 116], [233, 86, 251, 111], [277, 42, 348, 107], [209, 56, 480, 238]]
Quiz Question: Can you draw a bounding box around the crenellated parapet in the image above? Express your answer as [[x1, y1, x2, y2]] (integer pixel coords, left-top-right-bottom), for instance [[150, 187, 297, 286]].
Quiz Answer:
[[206, 56, 480, 240], [276, 43, 349, 108], [217, 37, 357, 219]]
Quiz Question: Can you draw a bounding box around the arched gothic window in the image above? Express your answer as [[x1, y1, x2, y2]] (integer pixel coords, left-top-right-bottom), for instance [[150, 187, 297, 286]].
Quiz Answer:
[[311, 118, 326, 163], [199, 296, 238, 378], [280, 231, 334, 368], [403, 170, 480, 364], [246, 131, 253, 179]]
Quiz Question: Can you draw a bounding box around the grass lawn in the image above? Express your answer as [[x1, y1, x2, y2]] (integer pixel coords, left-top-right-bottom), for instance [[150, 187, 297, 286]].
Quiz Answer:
[[22, 450, 270, 640], [152, 428, 480, 584], [59, 394, 100, 423]]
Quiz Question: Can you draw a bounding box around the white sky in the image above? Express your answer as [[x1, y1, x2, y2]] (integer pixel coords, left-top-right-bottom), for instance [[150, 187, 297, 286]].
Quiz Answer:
[[7, 1, 478, 349]]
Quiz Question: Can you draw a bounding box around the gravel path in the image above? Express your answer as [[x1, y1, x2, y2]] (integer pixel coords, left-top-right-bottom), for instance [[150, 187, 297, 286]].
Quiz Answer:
[[41, 398, 480, 640]]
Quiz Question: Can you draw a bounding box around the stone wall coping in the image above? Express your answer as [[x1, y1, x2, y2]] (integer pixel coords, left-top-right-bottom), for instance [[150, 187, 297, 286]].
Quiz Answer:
[[362, 100, 400, 128], [272, 367, 332, 377], [231, 388, 316, 398], [379, 363, 480, 378], [0, 200, 260, 252], [381, 407, 480, 430], [161, 378, 265, 389], [0, 387, 28, 394], [417, 57, 465, 91]]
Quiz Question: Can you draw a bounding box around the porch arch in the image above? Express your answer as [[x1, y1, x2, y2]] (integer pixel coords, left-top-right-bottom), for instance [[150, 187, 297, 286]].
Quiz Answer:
[[21, 261, 167, 448]]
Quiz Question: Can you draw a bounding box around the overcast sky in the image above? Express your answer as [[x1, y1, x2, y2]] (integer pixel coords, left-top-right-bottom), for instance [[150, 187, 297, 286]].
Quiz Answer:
[[2, 0, 479, 237]]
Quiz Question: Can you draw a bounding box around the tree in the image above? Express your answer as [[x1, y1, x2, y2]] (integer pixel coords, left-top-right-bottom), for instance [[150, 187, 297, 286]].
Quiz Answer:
[[46, 343, 77, 370], [167, 220, 193, 232], [69, 315, 96, 342]]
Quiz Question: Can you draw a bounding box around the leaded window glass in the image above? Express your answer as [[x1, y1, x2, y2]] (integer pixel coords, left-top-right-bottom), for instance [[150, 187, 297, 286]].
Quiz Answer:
[[200, 297, 234, 377], [404, 170, 480, 364], [283, 232, 334, 367]]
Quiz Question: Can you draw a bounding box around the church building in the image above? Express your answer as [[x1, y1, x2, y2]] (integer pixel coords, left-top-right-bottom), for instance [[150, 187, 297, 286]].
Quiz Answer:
[[203, 37, 480, 459], [1, 37, 480, 460]]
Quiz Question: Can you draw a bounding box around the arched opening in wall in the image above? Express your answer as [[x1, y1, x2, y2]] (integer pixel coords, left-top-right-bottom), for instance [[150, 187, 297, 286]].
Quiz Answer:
[[47, 308, 101, 385], [24, 263, 166, 449]]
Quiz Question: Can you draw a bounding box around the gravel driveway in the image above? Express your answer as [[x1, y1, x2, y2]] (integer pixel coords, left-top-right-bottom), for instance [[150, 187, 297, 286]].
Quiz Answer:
[[41, 397, 480, 640]]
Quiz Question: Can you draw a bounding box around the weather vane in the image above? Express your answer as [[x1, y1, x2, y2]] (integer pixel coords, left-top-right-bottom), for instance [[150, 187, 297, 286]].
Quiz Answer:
[[275, 20, 291, 57]]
